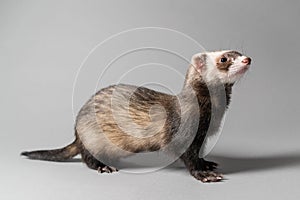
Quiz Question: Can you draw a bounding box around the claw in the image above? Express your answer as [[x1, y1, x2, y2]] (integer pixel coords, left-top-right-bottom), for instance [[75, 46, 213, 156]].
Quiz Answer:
[[191, 170, 224, 183], [97, 165, 118, 173]]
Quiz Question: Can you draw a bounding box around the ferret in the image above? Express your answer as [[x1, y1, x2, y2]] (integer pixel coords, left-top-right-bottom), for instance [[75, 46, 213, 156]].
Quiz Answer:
[[21, 50, 251, 183]]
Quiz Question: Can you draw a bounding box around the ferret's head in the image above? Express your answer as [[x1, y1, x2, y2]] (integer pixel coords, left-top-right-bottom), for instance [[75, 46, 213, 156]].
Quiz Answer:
[[191, 50, 251, 84]]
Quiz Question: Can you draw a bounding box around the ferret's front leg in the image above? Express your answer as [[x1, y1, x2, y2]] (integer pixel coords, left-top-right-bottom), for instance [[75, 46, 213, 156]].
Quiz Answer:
[[180, 147, 223, 183], [201, 158, 218, 171]]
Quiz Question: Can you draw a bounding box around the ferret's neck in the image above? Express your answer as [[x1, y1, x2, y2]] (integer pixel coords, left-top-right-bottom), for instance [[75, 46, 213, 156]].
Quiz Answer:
[[181, 67, 233, 107]]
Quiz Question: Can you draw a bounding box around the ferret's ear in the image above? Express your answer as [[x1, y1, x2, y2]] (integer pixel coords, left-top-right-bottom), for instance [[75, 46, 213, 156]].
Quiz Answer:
[[191, 54, 206, 73]]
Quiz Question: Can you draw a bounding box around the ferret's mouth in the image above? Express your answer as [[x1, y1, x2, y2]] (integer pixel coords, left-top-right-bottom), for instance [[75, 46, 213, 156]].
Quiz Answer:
[[229, 65, 250, 79], [235, 65, 250, 75], [235, 65, 250, 74]]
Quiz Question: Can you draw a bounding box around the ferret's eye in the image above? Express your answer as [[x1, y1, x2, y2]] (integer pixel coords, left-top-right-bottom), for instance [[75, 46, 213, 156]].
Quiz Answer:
[[220, 57, 227, 63]]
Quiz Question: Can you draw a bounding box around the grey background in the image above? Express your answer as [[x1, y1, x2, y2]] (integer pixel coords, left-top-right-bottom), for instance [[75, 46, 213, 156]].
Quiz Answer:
[[1, 0, 300, 199]]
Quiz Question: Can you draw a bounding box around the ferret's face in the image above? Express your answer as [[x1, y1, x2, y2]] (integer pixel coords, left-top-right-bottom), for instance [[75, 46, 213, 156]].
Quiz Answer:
[[192, 50, 251, 84]]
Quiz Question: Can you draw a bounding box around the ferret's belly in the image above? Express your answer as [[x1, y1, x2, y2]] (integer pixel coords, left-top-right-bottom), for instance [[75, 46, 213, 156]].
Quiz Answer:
[[76, 108, 168, 160], [75, 85, 170, 160]]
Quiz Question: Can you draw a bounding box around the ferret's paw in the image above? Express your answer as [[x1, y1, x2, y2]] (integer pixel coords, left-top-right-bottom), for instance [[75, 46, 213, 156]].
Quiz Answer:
[[191, 170, 223, 183], [97, 166, 118, 173], [203, 160, 218, 171]]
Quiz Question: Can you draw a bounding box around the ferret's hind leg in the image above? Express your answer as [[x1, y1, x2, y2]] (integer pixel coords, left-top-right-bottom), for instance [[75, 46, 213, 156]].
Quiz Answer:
[[81, 148, 118, 173]]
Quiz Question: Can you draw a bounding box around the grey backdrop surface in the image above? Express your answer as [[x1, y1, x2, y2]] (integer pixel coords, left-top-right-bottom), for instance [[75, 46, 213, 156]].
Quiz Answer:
[[1, 0, 300, 200]]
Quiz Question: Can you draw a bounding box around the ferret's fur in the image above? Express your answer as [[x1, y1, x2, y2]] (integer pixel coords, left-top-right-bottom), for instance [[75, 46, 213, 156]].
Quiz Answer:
[[21, 50, 251, 182]]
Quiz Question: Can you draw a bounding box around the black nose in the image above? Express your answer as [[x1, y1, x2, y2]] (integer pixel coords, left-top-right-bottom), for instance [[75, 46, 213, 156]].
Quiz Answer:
[[242, 57, 251, 65]]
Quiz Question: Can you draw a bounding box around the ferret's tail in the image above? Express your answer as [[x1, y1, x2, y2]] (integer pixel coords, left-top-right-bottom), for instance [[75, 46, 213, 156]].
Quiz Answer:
[[21, 138, 81, 162]]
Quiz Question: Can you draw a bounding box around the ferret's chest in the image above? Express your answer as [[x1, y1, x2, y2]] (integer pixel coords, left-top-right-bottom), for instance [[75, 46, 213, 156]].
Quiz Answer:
[[197, 97, 229, 157]]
